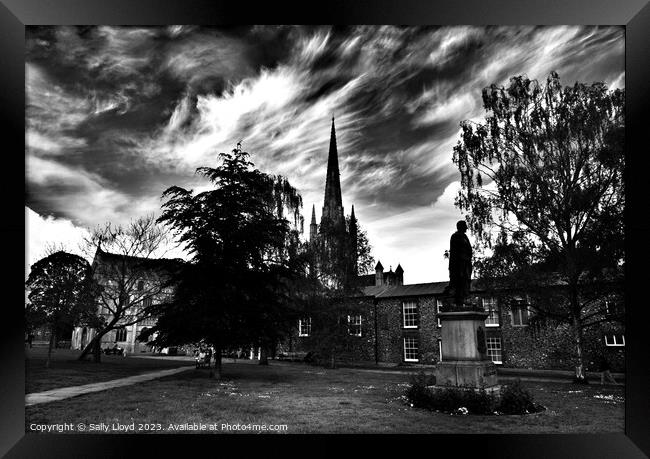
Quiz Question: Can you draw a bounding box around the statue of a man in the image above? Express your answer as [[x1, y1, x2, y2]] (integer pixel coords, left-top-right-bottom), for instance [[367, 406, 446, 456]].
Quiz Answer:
[[447, 220, 472, 307]]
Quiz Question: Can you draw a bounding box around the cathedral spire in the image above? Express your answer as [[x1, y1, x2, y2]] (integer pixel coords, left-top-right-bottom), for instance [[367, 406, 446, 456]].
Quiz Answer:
[[310, 204, 318, 242], [322, 117, 344, 227]]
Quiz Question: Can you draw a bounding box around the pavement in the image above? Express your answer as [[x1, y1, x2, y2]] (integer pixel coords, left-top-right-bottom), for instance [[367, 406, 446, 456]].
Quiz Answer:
[[25, 366, 192, 406]]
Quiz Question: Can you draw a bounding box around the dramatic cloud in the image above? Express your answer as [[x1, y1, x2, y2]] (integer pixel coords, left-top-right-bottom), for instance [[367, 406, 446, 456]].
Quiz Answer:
[[26, 25, 624, 283], [25, 207, 91, 279]]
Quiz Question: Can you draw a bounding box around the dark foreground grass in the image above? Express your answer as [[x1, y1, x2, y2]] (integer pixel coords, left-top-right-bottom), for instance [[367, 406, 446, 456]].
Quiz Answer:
[[25, 361, 624, 434], [26, 348, 194, 394]]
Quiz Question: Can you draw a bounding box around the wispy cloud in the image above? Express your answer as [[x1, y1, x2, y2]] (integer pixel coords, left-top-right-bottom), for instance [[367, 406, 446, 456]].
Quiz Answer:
[[25, 25, 624, 282]]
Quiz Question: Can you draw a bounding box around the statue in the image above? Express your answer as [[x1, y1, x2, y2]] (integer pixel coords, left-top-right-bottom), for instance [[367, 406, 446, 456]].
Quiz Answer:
[[445, 220, 472, 308]]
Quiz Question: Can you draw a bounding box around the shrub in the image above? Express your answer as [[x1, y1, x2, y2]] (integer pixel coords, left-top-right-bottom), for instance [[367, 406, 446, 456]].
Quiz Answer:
[[405, 377, 542, 415], [462, 388, 497, 414], [405, 371, 436, 409], [405, 373, 496, 415], [497, 379, 538, 414]]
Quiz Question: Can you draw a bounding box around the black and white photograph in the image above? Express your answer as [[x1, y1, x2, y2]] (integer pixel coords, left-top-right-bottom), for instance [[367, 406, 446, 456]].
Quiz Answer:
[[24, 25, 626, 434]]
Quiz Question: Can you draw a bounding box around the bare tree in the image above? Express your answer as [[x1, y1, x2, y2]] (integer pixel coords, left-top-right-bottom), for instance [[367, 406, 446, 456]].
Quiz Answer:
[[77, 215, 178, 362]]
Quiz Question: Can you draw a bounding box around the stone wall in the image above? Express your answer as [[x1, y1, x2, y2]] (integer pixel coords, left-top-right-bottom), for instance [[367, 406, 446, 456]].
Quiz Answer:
[[371, 295, 442, 364], [282, 293, 624, 372], [489, 297, 625, 372]]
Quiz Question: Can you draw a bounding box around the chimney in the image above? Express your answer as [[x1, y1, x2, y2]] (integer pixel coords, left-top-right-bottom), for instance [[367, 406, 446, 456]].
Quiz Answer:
[[395, 264, 404, 286], [375, 261, 384, 286]]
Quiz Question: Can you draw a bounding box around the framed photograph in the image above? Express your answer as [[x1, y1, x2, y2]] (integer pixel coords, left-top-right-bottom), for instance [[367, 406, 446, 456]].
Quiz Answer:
[[5, 0, 649, 456]]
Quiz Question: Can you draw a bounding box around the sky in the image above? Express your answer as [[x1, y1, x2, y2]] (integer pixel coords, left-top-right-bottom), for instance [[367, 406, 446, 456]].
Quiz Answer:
[[25, 25, 624, 284]]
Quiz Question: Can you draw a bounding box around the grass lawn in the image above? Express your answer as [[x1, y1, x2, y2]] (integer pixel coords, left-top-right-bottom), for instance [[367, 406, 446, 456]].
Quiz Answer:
[[26, 348, 195, 394], [25, 360, 624, 434]]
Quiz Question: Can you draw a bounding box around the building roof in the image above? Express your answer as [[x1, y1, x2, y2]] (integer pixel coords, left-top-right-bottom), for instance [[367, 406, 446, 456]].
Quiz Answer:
[[93, 247, 183, 273], [357, 273, 376, 287], [359, 279, 488, 299]]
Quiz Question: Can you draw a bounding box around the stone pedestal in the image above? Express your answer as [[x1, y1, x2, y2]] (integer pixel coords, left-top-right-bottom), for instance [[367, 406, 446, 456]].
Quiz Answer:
[[434, 310, 498, 389]]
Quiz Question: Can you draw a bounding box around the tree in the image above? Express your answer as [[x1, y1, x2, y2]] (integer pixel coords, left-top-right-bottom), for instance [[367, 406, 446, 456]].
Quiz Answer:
[[302, 214, 373, 368], [26, 251, 98, 367], [312, 213, 373, 288], [298, 278, 368, 369], [77, 215, 176, 363], [348, 216, 374, 277], [147, 144, 304, 378], [453, 72, 624, 381]]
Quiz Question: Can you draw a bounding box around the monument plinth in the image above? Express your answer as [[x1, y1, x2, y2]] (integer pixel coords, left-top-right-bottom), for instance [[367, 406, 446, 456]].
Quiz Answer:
[[434, 306, 498, 390], [433, 220, 498, 391]]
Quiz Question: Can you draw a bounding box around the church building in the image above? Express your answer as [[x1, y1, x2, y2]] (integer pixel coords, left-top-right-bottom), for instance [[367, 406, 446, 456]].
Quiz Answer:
[[307, 117, 358, 287], [285, 118, 625, 373]]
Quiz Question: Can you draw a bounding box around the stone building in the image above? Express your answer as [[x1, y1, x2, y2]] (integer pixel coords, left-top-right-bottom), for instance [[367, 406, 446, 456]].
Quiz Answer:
[[287, 119, 625, 372], [307, 117, 358, 287], [71, 246, 179, 354]]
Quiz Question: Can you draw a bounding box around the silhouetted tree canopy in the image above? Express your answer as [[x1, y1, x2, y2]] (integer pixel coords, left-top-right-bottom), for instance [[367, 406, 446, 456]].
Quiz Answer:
[[148, 145, 304, 377], [26, 251, 98, 366]]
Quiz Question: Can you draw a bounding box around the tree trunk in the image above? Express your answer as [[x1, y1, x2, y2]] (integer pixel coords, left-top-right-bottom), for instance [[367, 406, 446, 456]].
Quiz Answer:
[[93, 340, 102, 363], [211, 347, 222, 379], [78, 317, 119, 362], [329, 347, 336, 369], [572, 315, 587, 382], [46, 326, 56, 368], [570, 286, 587, 383], [259, 346, 268, 365]]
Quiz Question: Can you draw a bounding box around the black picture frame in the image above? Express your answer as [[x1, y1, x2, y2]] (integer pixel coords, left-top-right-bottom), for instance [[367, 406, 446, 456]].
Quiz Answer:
[[4, 1, 649, 457]]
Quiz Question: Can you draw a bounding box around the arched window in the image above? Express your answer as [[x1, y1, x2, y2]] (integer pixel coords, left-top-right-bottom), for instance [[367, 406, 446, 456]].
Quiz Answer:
[[115, 328, 127, 342]]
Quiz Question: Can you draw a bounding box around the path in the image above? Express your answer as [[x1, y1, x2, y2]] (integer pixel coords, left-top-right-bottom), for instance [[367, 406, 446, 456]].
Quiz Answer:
[[25, 366, 192, 406]]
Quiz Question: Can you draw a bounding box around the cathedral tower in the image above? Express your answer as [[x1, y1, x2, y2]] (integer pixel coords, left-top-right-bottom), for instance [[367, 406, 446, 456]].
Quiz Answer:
[[321, 117, 345, 228], [312, 117, 360, 286]]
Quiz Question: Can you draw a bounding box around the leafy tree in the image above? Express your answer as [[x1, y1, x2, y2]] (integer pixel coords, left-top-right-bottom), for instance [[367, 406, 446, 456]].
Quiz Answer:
[[453, 72, 624, 381], [77, 215, 176, 363], [348, 216, 374, 276], [146, 144, 304, 378], [312, 213, 373, 288], [299, 281, 367, 369], [26, 251, 98, 367], [302, 213, 373, 368]]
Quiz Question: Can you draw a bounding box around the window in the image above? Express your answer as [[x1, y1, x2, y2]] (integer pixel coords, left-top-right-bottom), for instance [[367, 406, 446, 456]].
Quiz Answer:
[[137, 280, 144, 291], [511, 302, 529, 326], [141, 316, 156, 326], [402, 301, 418, 328], [298, 318, 311, 337], [605, 301, 622, 316], [142, 297, 153, 308], [483, 297, 499, 326], [604, 334, 625, 346], [436, 299, 443, 327], [403, 337, 419, 362], [437, 338, 443, 362], [347, 315, 362, 337], [119, 292, 130, 307], [486, 337, 502, 364], [115, 328, 127, 342]]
